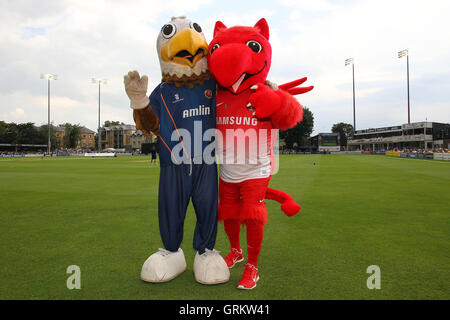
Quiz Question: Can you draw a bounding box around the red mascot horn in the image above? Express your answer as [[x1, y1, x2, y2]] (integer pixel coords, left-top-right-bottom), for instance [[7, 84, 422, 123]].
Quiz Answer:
[[254, 18, 269, 40], [214, 21, 227, 37]]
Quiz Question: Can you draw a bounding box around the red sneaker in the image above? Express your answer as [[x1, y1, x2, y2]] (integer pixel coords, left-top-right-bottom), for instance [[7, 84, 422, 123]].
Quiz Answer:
[[237, 263, 259, 290], [224, 248, 244, 268]]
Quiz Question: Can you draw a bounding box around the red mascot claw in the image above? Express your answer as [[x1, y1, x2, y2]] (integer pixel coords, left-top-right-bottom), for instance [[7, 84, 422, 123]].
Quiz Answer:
[[248, 83, 281, 119]]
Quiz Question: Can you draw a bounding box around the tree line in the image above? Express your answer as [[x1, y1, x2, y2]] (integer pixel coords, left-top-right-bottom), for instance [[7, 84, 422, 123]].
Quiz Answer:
[[0, 120, 129, 151], [0, 121, 83, 149], [1, 114, 354, 151]]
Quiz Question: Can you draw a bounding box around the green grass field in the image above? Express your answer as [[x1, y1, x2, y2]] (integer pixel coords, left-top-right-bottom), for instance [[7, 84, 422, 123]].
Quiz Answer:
[[0, 154, 449, 300]]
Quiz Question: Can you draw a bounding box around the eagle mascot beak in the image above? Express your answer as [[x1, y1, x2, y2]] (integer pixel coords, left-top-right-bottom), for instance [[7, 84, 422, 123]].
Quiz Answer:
[[160, 28, 208, 68]]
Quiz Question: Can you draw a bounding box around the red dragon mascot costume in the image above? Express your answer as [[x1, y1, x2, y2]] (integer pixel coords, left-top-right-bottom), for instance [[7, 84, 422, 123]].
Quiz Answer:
[[207, 18, 313, 289]]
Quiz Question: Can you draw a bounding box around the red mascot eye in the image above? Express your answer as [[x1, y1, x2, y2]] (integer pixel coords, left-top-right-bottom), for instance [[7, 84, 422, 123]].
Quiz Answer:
[[210, 43, 220, 55], [246, 40, 262, 53]]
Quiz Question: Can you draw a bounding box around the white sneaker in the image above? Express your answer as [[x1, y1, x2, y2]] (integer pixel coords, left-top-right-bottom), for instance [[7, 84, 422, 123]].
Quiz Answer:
[[193, 249, 230, 285], [140, 248, 187, 283]]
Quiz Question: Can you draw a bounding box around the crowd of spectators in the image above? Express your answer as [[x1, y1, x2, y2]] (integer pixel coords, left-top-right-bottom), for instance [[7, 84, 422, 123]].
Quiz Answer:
[[2, 146, 449, 157], [0, 148, 92, 157], [391, 147, 449, 154]]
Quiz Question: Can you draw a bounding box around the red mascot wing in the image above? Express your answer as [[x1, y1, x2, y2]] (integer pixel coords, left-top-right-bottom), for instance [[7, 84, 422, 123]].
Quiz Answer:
[[269, 77, 314, 130]]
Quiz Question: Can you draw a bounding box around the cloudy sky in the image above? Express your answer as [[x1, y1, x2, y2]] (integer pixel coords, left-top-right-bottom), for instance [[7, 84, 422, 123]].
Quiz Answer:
[[1, 0, 449, 135]]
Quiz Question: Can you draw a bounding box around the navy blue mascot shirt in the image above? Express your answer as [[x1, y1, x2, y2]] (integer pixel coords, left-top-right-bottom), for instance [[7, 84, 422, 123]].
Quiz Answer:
[[149, 79, 216, 166]]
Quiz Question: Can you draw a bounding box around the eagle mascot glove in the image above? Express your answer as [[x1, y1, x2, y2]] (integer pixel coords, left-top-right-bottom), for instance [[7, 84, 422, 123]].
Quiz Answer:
[[124, 16, 229, 285], [207, 18, 313, 290]]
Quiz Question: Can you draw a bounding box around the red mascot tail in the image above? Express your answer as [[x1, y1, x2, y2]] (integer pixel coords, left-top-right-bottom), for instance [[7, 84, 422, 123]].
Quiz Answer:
[[263, 77, 309, 216], [265, 188, 301, 217]]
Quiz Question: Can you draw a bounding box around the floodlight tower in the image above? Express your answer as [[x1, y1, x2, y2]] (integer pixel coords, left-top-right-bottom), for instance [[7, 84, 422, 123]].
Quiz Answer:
[[40, 73, 58, 154], [91, 78, 108, 152], [398, 49, 410, 124], [345, 58, 356, 134]]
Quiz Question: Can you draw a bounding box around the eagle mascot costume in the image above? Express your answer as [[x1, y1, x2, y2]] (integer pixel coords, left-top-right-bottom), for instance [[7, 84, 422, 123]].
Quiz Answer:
[[124, 16, 230, 285]]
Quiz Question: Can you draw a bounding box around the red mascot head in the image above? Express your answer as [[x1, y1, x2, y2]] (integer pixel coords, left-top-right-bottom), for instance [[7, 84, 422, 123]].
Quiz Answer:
[[208, 18, 271, 94]]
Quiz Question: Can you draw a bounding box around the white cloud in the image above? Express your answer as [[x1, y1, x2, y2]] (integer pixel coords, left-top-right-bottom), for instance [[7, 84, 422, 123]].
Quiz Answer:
[[0, 0, 449, 136], [280, 0, 339, 12], [0, 0, 213, 130], [10, 107, 25, 119], [273, 0, 450, 133]]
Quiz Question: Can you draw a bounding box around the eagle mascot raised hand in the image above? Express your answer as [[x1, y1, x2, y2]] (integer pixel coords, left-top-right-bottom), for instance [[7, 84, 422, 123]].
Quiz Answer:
[[124, 16, 229, 285]]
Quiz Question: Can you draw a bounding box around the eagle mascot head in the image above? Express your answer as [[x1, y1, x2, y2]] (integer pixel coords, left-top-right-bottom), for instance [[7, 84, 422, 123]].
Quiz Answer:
[[157, 16, 210, 88]]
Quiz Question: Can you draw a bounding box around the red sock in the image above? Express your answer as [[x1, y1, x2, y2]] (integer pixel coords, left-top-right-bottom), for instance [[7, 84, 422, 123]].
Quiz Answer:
[[245, 220, 264, 267], [224, 219, 241, 252]]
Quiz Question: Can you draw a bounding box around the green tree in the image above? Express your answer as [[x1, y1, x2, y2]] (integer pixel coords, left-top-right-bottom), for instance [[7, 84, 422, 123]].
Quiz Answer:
[[0, 121, 58, 150], [279, 107, 314, 149], [4, 123, 19, 144], [331, 122, 354, 147], [0, 121, 7, 142], [104, 121, 124, 127], [38, 124, 58, 149], [59, 123, 82, 148], [17, 123, 41, 144]]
